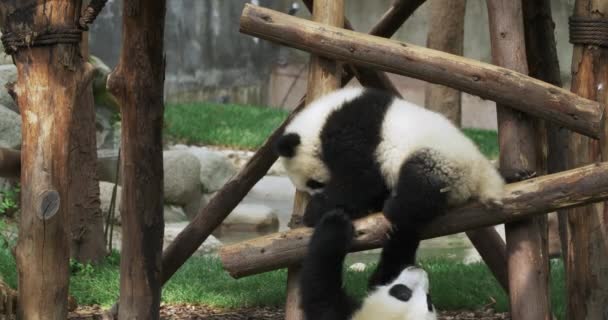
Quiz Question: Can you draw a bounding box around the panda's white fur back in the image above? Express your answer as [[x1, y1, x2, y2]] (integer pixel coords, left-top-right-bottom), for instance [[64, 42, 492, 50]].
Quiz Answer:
[[281, 87, 504, 206], [376, 97, 504, 206]]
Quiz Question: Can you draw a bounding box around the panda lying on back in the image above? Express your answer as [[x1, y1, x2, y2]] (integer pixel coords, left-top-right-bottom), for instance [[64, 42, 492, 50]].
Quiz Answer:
[[300, 209, 437, 320], [275, 87, 505, 228]]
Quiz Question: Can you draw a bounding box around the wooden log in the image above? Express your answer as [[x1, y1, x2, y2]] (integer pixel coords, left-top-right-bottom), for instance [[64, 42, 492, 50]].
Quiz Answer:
[[239, 4, 604, 138], [159, 0, 423, 286], [0, 1, 90, 318], [220, 162, 608, 278], [522, 0, 567, 260], [564, 1, 608, 318], [0, 148, 19, 179], [106, 0, 166, 318], [465, 228, 508, 292], [487, 1, 551, 319], [424, 0, 466, 125], [285, 1, 343, 319]]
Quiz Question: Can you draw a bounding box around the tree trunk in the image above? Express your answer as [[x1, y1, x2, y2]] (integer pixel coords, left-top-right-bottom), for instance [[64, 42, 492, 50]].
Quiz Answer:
[[486, 1, 551, 319], [425, 0, 465, 125], [285, 2, 343, 319], [565, 1, 608, 319], [160, 0, 423, 287], [0, 1, 91, 318], [107, 0, 166, 318], [69, 29, 106, 264], [239, 4, 603, 138], [220, 162, 608, 278]]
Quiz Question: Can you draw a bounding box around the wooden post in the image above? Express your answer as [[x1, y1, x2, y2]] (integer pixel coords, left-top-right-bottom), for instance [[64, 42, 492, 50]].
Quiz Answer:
[[69, 26, 106, 264], [425, 0, 466, 125], [239, 4, 604, 138], [107, 0, 166, 318], [220, 162, 608, 278], [159, 0, 423, 287], [285, 2, 343, 319], [486, 1, 551, 319], [0, 1, 90, 318], [522, 0, 567, 260], [565, 1, 608, 318]]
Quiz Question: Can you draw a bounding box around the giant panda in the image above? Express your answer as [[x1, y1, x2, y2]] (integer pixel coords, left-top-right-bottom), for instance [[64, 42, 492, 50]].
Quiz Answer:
[[300, 209, 437, 320], [275, 87, 505, 230]]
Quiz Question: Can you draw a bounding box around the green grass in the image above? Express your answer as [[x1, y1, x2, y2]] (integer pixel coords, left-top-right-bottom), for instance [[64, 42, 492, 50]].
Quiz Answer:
[[0, 244, 565, 317], [164, 102, 499, 159]]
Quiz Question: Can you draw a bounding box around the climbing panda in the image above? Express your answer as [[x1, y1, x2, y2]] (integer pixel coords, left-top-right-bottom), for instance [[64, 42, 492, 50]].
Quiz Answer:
[[300, 209, 437, 320], [275, 87, 505, 229]]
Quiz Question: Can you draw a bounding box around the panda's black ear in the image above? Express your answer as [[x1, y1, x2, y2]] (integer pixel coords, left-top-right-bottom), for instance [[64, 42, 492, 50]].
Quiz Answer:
[[275, 133, 301, 158]]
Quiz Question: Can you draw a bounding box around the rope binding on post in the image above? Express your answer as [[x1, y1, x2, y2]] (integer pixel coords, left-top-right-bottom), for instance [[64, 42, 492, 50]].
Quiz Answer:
[[0, 0, 109, 55], [569, 16, 608, 47]]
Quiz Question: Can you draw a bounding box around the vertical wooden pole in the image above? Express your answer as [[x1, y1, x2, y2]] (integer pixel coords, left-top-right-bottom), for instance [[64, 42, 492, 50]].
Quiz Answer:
[[565, 1, 608, 318], [486, 1, 551, 319], [424, 0, 466, 126], [107, 0, 167, 318], [284, 1, 343, 319], [0, 1, 87, 318], [69, 26, 106, 264]]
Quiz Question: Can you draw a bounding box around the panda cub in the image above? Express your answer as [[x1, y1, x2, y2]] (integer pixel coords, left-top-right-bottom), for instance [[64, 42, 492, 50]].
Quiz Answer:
[[300, 209, 437, 320], [275, 87, 505, 229]]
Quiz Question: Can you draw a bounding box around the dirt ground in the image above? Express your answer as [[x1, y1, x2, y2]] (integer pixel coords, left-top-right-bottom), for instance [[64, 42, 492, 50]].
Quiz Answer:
[[68, 304, 510, 320]]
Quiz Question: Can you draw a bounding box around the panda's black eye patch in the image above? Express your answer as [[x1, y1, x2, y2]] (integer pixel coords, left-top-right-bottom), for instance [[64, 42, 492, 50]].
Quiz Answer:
[[306, 179, 325, 190], [389, 284, 412, 302]]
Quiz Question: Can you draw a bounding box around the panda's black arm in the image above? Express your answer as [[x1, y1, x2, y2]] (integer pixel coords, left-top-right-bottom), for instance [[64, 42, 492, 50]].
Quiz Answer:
[[300, 210, 360, 320], [367, 225, 420, 289]]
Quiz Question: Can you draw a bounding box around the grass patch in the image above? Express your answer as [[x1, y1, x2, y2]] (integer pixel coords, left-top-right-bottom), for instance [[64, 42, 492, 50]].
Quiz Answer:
[[164, 102, 499, 159], [0, 242, 565, 318]]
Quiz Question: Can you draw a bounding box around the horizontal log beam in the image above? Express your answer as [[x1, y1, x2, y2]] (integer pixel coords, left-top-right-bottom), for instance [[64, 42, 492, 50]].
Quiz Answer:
[[220, 162, 608, 278], [0, 148, 20, 179], [240, 4, 604, 138]]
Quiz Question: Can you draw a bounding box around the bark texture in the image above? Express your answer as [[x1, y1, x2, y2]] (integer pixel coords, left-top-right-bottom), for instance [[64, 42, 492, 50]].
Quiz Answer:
[[239, 4, 603, 138], [424, 0, 466, 125], [564, 1, 608, 319], [0, 1, 88, 318], [220, 162, 608, 278], [486, 1, 550, 319], [107, 0, 167, 318]]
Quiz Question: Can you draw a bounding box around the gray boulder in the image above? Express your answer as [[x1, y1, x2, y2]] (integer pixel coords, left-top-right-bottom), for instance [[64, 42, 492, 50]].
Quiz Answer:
[[163, 150, 202, 206], [0, 104, 21, 149], [220, 203, 279, 233], [170, 146, 237, 193], [164, 205, 189, 223], [0, 65, 17, 113]]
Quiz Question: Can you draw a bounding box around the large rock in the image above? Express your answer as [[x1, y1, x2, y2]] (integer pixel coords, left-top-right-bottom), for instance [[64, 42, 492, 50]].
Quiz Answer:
[[170, 145, 237, 193], [99, 181, 122, 224], [164, 222, 222, 254], [164, 150, 202, 206], [220, 203, 279, 233], [0, 105, 21, 149], [0, 65, 17, 113], [164, 205, 189, 223]]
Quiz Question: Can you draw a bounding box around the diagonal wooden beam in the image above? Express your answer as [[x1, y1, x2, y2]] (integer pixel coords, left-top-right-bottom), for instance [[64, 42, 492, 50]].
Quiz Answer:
[[240, 4, 604, 138], [220, 162, 608, 278]]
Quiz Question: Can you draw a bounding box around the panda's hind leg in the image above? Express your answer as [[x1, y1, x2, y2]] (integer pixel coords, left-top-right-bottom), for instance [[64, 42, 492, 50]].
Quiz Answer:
[[368, 150, 449, 288]]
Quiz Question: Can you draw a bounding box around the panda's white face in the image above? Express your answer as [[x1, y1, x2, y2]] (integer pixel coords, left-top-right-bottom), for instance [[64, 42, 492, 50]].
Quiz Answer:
[[352, 266, 437, 320], [280, 146, 330, 195]]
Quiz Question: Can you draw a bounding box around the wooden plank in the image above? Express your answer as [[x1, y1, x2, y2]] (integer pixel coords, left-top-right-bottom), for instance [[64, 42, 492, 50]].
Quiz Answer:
[[220, 162, 608, 278], [106, 0, 166, 318], [564, 1, 608, 318], [239, 4, 604, 138]]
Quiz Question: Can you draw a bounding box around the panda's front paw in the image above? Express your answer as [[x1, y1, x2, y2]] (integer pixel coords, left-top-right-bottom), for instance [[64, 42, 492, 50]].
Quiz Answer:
[[309, 209, 355, 253]]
